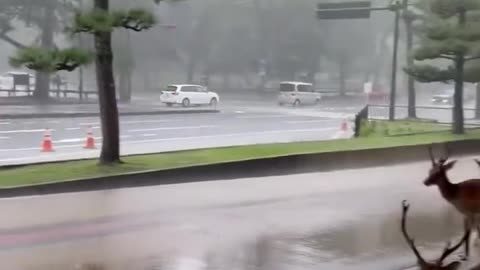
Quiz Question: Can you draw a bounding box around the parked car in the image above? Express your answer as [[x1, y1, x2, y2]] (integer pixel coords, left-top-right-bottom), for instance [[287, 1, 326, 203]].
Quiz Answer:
[[277, 81, 321, 106], [160, 84, 220, 107]]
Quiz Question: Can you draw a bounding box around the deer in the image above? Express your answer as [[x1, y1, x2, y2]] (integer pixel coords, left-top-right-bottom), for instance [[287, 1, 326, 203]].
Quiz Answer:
[[424, 145, 480, 260], [401, 200, 469, 270]]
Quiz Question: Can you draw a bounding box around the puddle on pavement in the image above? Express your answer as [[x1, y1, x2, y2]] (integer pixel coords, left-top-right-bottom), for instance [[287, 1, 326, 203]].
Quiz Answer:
[[6, 205, 478, 270]]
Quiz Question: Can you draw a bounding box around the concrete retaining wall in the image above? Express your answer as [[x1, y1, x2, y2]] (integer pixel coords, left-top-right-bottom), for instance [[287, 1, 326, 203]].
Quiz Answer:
[[1, 140, 480, 198]]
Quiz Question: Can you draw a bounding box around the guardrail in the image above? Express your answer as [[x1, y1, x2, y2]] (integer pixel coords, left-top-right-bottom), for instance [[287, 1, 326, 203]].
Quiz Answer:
[[367, 104, 480, 126]]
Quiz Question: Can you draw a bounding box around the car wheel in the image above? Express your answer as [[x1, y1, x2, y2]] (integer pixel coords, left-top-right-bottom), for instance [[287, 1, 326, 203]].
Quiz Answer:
[[293, 99, 300, 107], [210, 98, 218, 107], [182, 98, 190, 107]]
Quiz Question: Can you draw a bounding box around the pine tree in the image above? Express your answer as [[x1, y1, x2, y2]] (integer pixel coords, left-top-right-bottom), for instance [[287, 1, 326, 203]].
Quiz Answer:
[[404, 0, 480, 134], [10, 0, 167, 164]]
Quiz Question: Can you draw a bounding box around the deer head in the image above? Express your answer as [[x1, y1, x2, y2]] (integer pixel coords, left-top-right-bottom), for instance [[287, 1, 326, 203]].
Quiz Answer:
[[401, 200, 467, 270], [424, 145, 457, 187]]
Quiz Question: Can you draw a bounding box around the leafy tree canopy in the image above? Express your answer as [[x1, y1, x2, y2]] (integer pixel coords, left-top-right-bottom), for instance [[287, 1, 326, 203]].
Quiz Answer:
[[70, 8, 156, 34], [9, 47, 93, 72]]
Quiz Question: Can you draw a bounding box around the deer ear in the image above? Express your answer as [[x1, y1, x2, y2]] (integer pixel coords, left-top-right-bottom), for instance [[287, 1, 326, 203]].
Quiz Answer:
[[444, 160, 457, 170], [475, 159, 480, 167], [445, 261, 461, 270]]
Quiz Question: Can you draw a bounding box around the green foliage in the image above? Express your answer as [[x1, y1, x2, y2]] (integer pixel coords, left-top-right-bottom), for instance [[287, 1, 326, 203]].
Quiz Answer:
[[405, 0, 480, 84], [71, 9, 116, 33], [112, 9, 156, 32], [359, 120, 449, 137], [70, 8, 156, 34], [403, 65, 454, 82], [9, 47, 93, 72]]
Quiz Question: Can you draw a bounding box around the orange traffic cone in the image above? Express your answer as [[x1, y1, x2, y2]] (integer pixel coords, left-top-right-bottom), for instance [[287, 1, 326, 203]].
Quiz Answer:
[[84, 126, 96, 149], [41, 129, 54, 152], [341, 120, 348, 132]]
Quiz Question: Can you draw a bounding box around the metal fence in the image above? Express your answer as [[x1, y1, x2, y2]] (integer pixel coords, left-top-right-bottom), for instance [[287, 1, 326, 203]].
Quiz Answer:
[[367, 104, 480, 126]]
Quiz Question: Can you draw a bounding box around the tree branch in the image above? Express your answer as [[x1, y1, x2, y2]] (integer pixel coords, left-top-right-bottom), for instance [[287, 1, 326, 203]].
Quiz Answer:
[[0, 32, 27, 49], [439, 55, 455, 60], [55, 62, 81, 72], [465, 56, 480, 61]]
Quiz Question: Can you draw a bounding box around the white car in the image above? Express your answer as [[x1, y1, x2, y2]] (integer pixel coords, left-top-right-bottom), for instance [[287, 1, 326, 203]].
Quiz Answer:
[[160, 84, 220, 107], [277, 81, 321, 106]]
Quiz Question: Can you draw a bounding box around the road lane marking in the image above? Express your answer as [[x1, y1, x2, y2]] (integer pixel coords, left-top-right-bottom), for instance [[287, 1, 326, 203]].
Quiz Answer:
[[0, 122, 11, 125], [236, 115, 287, 119], [123, 127, 338, 144], [284, 119, 339, 124], [0, 136, 9, 139], [142, 134, 157, 137], [79, 122, 100, 126], [128, 125, 216, 133], [122, 119, 171, 124], [0, 129, 54, 134], [65, 126, 100, 131]]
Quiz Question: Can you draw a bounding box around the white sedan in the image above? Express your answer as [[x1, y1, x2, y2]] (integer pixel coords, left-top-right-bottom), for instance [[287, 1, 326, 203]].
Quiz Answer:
[[160, 84, 220, 107]]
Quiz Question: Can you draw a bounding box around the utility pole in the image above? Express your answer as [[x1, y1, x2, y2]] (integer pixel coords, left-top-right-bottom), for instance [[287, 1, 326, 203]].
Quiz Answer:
[[78, 0, 84, 102], [403, 0, 416, 118], [316, 1, 408, 121], [389, 1, 401, 121]]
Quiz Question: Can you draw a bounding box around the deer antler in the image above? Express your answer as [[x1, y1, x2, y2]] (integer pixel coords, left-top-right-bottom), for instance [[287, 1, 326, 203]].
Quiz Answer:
[[428, 145, 436, 165], [401, 200, 427, 264], [439, 144, 450, 164], [437, 230, 469, 263]]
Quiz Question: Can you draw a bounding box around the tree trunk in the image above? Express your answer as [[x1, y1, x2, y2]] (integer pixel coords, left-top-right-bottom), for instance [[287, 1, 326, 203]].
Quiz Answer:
[[34, 0, 55, 101], [94, 0, 121, 164], [186, 57, 196, 83], [476, 83, 480, 119], [453, 57, 465, 134], [339, 56, 347, 96], [118, 71, 131, 102], [405, 18, 416, 118], [453, 8, 466, 134]]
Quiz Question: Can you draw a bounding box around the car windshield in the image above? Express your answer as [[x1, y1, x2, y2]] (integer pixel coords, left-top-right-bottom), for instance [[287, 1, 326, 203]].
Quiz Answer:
[[164, 85, 178, 92], [279, 83, 296, 92]]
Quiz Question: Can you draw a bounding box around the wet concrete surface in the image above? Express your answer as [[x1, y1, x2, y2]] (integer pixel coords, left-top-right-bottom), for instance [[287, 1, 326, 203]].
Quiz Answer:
[[2, 157, 480, 269]]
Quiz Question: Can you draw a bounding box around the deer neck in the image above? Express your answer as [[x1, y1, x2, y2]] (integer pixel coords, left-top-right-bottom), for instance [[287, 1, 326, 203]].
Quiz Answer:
[[437, 174, 458, 201]]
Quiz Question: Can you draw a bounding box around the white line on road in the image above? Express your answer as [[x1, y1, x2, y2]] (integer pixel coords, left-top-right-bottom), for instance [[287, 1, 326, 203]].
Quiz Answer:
[[122, 119, 171, 124], [0, 136, 9, 139], [284, 119, 339, 124], [0, 122, 11, 125], [236, 115, 288, 119], [142, 134, 157, 137], [123, 127, 338, 144], [79, 122, 100, 126], [65, 126, 100, 131], [128, 125, 216, 133], [0, 129, 54, 134]]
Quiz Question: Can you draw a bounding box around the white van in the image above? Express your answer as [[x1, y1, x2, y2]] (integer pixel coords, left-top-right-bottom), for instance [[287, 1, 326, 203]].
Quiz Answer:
[[277, 81, 321, 107]]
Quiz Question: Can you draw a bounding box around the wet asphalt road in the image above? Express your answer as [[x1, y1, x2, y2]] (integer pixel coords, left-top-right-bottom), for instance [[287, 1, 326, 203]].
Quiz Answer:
[[2, 157, 480, 270], [0, 101, 356, 165]]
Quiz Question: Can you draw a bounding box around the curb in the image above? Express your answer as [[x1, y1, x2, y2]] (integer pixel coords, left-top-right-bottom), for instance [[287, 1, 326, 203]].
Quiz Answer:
[[1, 139, 480, 198], [0, 109, 220, 119]]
